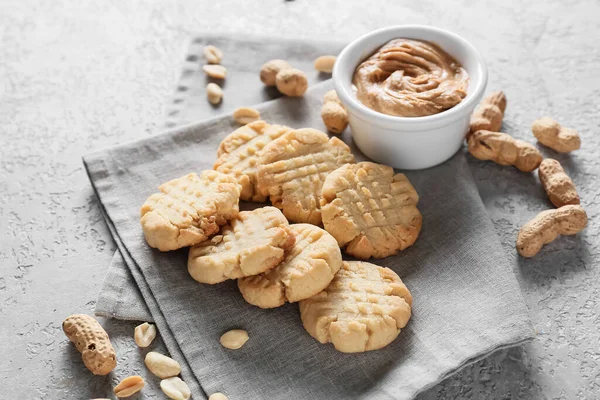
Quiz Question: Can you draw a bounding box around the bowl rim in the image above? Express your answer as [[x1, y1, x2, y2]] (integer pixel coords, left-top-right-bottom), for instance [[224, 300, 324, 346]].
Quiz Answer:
[[332, 25, 488, 127]]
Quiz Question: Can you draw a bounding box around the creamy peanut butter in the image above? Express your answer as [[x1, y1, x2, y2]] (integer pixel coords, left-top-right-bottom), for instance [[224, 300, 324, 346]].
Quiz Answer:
[[353, 38, 468, 117]]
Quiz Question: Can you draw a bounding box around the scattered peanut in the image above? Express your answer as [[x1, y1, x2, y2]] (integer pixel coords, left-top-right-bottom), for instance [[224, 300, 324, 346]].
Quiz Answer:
[[144, 351, 182, 378], [160, 377, 191, 400], [321, 90, 348, 134], [204, 45, 223, 64], [209, 393, 229, 400], [314, 55, 337, 73], [468, 91, 507, 139], [220, 329, 249, 350], [275, 68, 308, 97], [516, 205, 587, 257], [532, 117, 581, 153], [134, 322, 157, 348], [232, 107, 261, 125], [260, 59, 292, 86], [62, 314, 116, 375], [114, 376, 145, 398], [468, 130, 542, 172], [207, 83, 223, 105], [538, 159, 580, 208], [203, 64, 227, 79]]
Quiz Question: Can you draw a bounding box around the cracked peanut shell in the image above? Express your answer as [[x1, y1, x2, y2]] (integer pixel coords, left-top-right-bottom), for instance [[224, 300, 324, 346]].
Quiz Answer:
[[538, 158, 580, 207], [62, 314, 116, 375], [516, 205, 587, 257], [468, 130, 542, 172]]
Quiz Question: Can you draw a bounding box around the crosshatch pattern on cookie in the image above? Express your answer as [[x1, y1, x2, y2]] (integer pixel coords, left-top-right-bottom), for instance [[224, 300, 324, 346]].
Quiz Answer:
[[187, 206, 295, 284], [299, 261, 412, 353], [238, 223, 342, 308], [214, 121, 292, 202], [321, 162, 422, 259], [140, 171, 240, 251], [257, 128, 355, 225]]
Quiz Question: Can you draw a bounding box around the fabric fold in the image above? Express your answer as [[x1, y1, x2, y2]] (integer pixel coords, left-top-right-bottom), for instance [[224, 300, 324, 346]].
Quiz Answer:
[[84, 74, 533, 399], [96, 34, 345, 322]]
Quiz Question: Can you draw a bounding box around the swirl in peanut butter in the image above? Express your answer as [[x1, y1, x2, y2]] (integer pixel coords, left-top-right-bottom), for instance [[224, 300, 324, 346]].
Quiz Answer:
[[353, 38, 469, 117]]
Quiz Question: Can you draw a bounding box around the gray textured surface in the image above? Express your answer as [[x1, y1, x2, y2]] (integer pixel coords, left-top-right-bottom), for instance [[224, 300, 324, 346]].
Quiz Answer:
[[0, 0, 598, 399]]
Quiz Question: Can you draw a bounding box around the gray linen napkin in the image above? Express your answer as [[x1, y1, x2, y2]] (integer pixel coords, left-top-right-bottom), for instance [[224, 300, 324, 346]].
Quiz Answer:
[[84, 77, 534, 399], [95, 35, 345, 322]]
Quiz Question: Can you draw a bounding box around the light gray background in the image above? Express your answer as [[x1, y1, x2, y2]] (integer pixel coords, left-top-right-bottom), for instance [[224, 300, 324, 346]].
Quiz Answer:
[[1, 1, 598, 399]]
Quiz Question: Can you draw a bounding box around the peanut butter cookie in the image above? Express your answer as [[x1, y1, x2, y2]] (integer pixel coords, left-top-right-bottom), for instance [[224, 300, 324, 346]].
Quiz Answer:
[[238, 224, 342, 308], [140, 171, 240, 251], [188, 206, 295, 284], [321, 162, 422, 259], [214, 121, 292, 202], [299, 261, 412, 353], [257, 128, 354, 225]]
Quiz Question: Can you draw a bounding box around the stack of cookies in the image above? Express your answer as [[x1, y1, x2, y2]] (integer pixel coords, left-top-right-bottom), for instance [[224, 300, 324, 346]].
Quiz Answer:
[[140, 121, 421, 353]]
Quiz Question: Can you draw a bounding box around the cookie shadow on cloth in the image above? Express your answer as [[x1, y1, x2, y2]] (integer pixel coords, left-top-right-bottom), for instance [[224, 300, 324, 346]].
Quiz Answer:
[[322, 329, 416, 396], [239, 201, 266, 212], [245, 301, 418, 398], [516, 230, 591, 285], [262, 85, 284, 101], [169, 262, 418, 399], [275, 96, 313, 126]]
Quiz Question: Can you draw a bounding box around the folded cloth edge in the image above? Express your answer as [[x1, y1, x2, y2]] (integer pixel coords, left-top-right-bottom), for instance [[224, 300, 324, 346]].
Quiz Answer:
[[83, 145, 535, 399], [82, 154, 207, 398], [83, 41, 536, 395]]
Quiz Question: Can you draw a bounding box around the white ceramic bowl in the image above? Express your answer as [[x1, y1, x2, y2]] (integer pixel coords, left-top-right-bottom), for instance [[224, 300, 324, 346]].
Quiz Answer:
[[333, 25, 488, 170]]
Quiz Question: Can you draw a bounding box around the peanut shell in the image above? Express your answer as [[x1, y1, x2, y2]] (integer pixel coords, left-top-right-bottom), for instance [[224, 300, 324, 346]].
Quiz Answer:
[[62, 314, 116, 375]]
